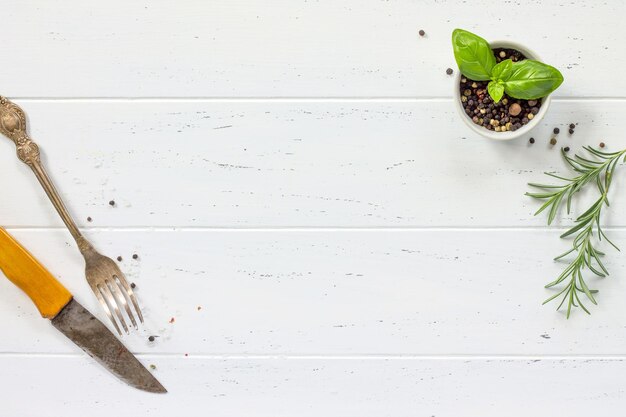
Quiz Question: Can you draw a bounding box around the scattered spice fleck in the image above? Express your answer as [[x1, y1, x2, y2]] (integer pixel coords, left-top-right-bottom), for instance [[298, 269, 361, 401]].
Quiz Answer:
[[600, 142, 606, 148], [197, 306, 202, 311], [184, 353, 189, 357], [418, 29, 425, 37], [117, 256, 123, 262], [569, 123, 575, 129], [446, 68, 453, 75], [150, 364, 156, 370], [529, 137, 535, 144], [564, 147, 570, 152], [169, 317, 175, 324], [148, 336, 156, 342], [130, 282, 136, 289], [87, 217, 92, 222], [550, 138, 557, 146], [553, 127, 560, 134], [132, 253, 139, 260], [569, 128, 575, 134], [109, 200, 115, 206]]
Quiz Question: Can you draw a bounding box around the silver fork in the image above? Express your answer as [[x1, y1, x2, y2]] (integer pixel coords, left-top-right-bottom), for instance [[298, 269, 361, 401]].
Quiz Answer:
[[0, 96, 142, 335]]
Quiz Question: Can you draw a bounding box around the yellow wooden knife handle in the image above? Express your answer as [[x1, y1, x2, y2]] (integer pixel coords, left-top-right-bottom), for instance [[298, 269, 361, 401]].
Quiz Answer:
[[0, 228, 72, 318]]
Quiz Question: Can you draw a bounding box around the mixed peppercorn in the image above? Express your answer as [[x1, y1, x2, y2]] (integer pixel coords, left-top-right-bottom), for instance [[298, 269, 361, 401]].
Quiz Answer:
[[460, 48, 541, 132]]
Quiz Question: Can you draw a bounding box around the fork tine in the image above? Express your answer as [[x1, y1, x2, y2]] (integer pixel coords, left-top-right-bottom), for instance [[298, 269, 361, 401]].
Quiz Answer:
[[92, 283, 122, 336], [100, 283, 129, 334], [117, 275, 144, 324], [111, 276, 138, 329]]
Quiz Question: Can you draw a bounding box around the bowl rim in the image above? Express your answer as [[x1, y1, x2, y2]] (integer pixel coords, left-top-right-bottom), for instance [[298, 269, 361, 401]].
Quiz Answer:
[[453, 39, 552, 141]]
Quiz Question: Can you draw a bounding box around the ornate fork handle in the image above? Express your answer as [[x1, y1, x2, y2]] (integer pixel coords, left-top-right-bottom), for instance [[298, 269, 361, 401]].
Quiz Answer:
[[0, 96, 144, 334], [0, 96, 91, 253]]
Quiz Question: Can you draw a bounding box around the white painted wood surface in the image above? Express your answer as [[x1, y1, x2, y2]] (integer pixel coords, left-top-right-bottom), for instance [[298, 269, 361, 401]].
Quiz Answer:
[[2, 100, 625, 227], [0, 0, 623, 97], [4, 356, 626, 417], [3, 229, 626, 355], [1, 0, 626, 415]]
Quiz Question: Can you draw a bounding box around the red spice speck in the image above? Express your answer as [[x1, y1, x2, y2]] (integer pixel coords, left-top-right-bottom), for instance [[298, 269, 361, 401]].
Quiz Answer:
[[169, 317, 175, 324]]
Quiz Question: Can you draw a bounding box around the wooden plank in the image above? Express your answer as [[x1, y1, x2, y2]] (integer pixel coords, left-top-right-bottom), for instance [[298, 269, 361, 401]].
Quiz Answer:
[[1, 100, 624, 228], [0, 0, 623, 97], [1, 229, 626, 355], [1, 355, 625, 416]]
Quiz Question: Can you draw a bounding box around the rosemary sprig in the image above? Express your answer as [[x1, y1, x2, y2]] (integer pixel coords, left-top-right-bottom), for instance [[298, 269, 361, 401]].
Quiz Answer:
[[526, 146, 626, 317]]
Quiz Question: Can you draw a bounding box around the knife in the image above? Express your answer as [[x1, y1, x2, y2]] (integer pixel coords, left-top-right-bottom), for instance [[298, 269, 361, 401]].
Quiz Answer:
[[0, 228, 167, 393]]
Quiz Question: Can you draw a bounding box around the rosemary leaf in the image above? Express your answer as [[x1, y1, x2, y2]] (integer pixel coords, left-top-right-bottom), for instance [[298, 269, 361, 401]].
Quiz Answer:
[[528, 146, 626, 317]]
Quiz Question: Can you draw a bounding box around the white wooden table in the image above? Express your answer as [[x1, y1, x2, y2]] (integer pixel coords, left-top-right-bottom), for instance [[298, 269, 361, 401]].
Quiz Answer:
[[1, 1, 625, 415]]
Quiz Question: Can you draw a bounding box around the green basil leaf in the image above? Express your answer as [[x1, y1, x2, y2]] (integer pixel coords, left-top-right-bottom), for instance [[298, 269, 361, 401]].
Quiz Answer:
[[487, 81, 505, 103], [503, 60, 564, 99], [452, 29, 496, 81], [491, 59, 513, 82]]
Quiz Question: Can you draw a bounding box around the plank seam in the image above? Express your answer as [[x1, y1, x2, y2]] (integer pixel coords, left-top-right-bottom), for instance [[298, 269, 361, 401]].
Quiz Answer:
[[5, 226, 626, 232], [5, 97, 626, 103], [1, 353, 626, 360]]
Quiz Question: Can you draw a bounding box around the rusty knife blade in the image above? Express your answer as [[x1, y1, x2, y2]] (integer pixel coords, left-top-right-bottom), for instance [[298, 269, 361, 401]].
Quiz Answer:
[[51, 299, 166, 393]]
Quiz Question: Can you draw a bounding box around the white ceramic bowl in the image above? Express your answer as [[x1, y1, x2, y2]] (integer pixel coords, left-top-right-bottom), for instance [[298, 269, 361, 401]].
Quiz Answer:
[[453, 40, 551, 141]]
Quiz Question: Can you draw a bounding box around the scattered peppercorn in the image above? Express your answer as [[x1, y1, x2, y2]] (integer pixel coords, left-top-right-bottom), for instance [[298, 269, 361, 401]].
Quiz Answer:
[[446, 68, 453, 75], [184, 353, 189, 357], [553, 127, 560, 134], [130, 282, 136, 289], [564, 147, 570, 152], [117, 256, 122, 262], [87, 217, 92, 222], [529, 137, 535, 144], [569, 128, 574, 134], [600, 142, 606, 148], [109, 200, 115, 206], [569, 123, 575, 129], [132, 253, 139, 260], [419, 29, 425, 36], [550, 138, 557, 146], [148, 336, 156, 342], [197, 306, 202, 311]]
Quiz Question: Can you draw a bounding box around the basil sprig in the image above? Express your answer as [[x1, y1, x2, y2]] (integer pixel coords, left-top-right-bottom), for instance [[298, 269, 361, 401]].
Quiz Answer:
[[503, 60, 564, 100], [452, 29, 564, 102], [452, 29, 495, 81], [487, 59, 513, 102]]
